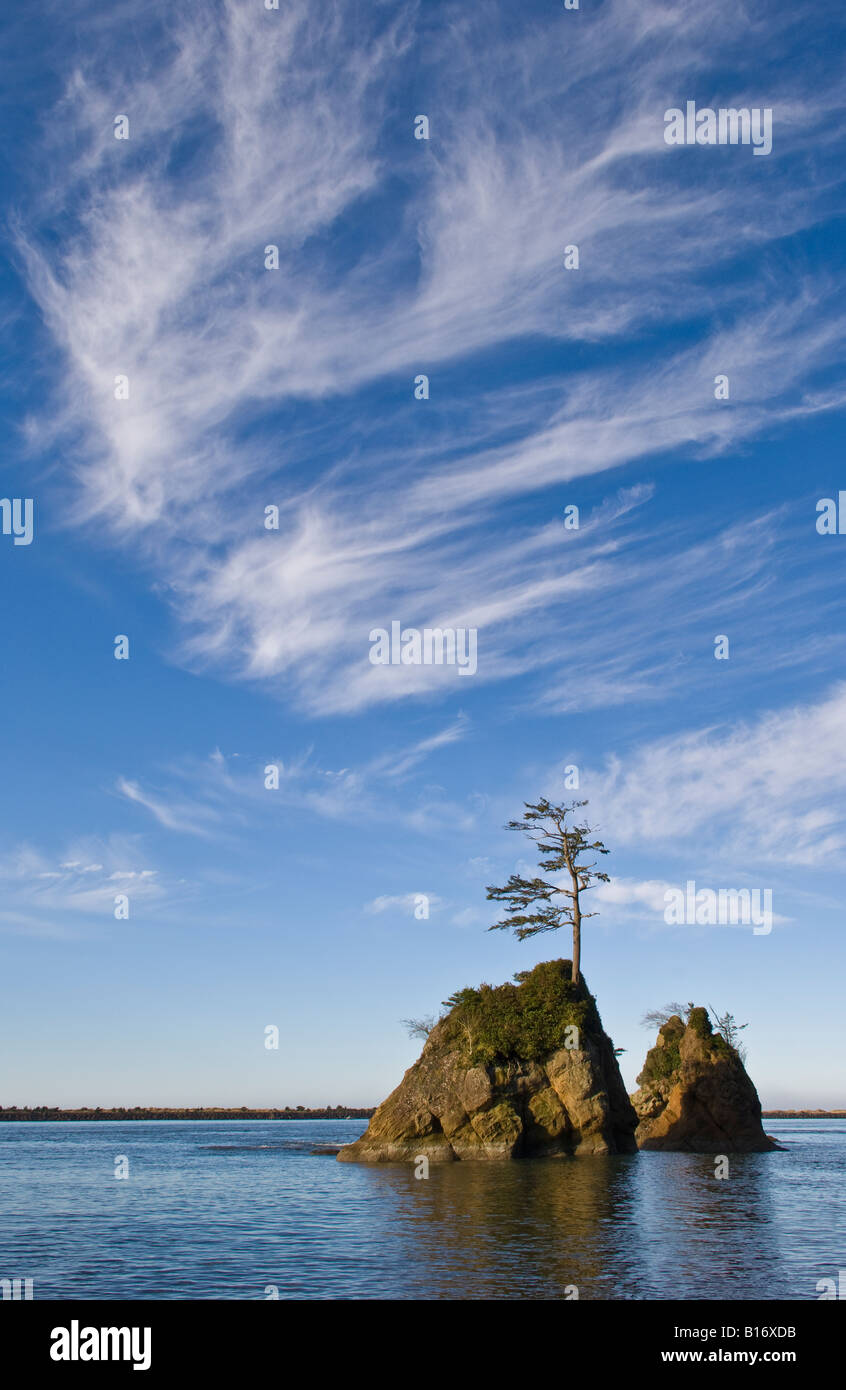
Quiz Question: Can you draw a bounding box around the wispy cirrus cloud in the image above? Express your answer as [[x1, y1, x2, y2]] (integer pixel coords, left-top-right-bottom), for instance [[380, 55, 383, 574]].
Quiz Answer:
[[368, 717, 470, 779], [364, 893, 442, 917], [15, 0, 846, 719], [589, 683, 846, 868], [112, 714, 476, 838], [115, 776, 222, 837], [0, 838, 163, 936]]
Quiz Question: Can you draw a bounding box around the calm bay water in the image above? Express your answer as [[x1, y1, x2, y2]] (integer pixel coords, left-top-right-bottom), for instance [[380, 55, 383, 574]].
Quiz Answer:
[[0, 1119, 843, 1300]]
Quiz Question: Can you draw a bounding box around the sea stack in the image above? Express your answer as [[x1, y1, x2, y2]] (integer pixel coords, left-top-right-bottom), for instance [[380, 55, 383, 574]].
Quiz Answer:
[[338, 960, 638, 1162], [632, 1008, 779, 1152]]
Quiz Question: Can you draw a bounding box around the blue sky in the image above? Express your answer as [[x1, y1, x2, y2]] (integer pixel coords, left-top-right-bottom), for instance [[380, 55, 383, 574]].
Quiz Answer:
[[2, 0, 846, 1108]]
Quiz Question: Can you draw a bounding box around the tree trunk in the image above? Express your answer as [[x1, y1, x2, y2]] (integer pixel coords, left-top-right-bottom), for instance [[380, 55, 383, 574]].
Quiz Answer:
[[564, 849, 582, 985], [571, 891, 581, 984]]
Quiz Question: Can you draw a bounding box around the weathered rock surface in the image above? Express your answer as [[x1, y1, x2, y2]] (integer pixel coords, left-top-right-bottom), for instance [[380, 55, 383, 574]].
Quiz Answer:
[[338, 960, 637, 1162], [632, 1009, 778, 1152]]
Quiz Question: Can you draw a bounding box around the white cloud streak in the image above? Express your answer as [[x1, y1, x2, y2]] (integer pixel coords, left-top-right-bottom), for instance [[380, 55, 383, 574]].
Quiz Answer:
[[16, 0, 846, 715], [591, 684, 846, 866]]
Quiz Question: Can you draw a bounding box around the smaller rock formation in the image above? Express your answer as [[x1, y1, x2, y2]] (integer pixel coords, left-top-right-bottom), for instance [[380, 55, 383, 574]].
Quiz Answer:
[[339, 961, 637, 1162], [632, 1008, 778, 1152]]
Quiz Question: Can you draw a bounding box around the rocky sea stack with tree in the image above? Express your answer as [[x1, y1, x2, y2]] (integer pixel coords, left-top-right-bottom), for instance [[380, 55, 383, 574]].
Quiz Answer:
[[339, 959, 638, 1161], [340, 800, 778, 1163]]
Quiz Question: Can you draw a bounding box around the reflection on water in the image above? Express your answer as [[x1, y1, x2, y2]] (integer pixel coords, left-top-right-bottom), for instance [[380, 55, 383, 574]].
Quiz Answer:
[[0, 1120, 842, 1299], [354, 1150, 786, 1299]]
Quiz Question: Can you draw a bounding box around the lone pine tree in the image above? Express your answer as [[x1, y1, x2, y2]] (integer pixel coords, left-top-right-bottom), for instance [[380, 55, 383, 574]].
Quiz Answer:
[[486, 798, 610, 985]]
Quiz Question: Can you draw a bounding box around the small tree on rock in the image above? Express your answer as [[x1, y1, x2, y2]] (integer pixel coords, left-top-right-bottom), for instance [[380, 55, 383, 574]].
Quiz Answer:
[[709, 1007, 749, 1063], [640, 1002, 694, 1030], [486, 798, 610, 985], [402, 1016, 436, 1040]]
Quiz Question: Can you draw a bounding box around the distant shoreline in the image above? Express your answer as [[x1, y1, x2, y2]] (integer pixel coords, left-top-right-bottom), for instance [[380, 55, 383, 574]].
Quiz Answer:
[[0, 1107, 375, 1121], [762, 1110, 846, 1118], [1, 1106, 842, 1122]]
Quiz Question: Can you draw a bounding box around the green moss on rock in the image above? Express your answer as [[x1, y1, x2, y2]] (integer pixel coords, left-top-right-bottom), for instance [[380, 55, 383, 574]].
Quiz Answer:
[[688, 1006, 712, 1039], [441, 959, 599, 1066], [636, 1014, 684, 1086]]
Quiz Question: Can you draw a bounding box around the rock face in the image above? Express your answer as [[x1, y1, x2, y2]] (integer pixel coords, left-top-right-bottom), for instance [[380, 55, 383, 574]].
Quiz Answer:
[[632, 1009, 778, 1152], [338, 960, 638, 1162]]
